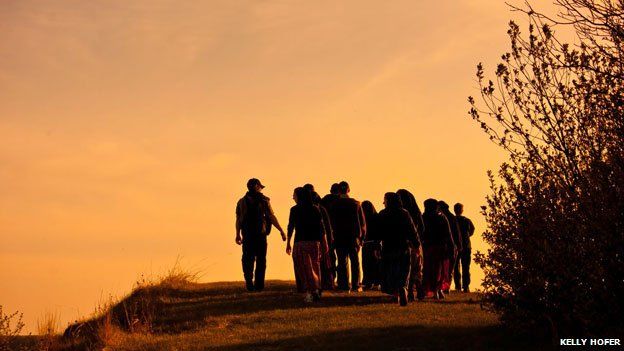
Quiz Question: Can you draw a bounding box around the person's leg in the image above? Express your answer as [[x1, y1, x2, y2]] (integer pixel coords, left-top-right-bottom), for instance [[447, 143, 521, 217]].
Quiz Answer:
[[437, 247, 448, 298], [242, 240, 255, 291], [398, 250, 412, 306], [462, 249, 471, 292], [372, 243, 383, 287], [293, 242, 307, 295], [292, 243, 304, 293], [320, 249, 334, 291], [406, 249, 415, 301], [319, 236, 334, 291], [413, 246, 425, 300], [362, 243, 372, 288], [254, 239, 268, 291], [335, 247, 350, 290], [304, 239, 322, 303], [422, 246, 436, 297], [453, 251, 462, 291], [380, 252, 390, 294], [330, 248, 337, 278], [310, 242, 322, 298], [385, 253, 399, 296], [444, 252, 455, 293], [349, 246, 361, 291]]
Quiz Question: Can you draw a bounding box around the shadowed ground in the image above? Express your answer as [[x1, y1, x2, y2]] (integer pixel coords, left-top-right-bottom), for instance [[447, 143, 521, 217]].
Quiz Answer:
[[18, 280, 552, 350]]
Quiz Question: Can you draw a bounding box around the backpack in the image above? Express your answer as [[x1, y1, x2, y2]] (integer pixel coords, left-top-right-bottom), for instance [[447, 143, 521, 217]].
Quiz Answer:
[[242, 194, 273, 236]]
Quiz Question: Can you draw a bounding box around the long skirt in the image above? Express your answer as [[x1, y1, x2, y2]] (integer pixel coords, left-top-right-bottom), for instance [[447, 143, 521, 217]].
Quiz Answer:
[[381, 248, 411, 295], [442, 249, 457, 292], [292, 241, 321, 293], [441, 256, 452, 292], [422, 245, 446, 296]]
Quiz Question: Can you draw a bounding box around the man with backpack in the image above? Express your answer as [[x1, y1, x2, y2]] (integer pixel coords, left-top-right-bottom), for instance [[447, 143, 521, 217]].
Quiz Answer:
[[235, 178, 286, 291]]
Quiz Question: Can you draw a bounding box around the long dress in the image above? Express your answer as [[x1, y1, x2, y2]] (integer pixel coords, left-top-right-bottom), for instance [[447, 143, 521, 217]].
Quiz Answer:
[[378, 207, 420, 295], [422, 211, 454, 296], [423, 245, 446, 295]]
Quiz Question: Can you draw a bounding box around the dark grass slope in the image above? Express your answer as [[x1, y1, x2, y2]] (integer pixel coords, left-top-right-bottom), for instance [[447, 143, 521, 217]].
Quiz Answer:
[[57, 280, 551, 351]]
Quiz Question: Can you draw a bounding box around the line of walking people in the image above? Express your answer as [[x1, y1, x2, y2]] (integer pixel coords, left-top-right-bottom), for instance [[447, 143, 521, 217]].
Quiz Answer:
[[235, 178, 475, 305]]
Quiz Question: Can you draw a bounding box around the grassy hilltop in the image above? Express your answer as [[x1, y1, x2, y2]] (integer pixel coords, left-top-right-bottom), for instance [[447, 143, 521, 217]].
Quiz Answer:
[[13, 279, 549, 351]]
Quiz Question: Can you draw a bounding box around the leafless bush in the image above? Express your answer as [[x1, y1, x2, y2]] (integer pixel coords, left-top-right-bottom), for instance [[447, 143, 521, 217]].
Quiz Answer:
[[0, 305, 25, 351], [469, 0, 624, 338]]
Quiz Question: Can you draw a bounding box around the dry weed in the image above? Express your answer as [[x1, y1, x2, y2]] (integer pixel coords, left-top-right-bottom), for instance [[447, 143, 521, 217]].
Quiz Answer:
[[37, 310, 61, 351], [0, 305, 24, 351]]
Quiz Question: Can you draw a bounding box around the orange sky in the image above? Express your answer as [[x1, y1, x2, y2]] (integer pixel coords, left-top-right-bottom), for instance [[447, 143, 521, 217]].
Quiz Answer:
[[0, 0, 560, 333]]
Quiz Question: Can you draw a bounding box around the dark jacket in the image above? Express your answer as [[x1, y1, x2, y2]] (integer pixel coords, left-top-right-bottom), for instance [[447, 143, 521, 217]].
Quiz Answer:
[[287, 204, 324, 243], [378, 207, 420, 253], [456, 215, 475, 250], [329, 196, 366, 248], [422, 211, 455, 252]]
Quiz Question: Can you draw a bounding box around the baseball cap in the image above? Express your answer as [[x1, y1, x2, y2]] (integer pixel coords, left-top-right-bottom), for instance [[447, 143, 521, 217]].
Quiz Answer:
[[247, 178, 265, 190]]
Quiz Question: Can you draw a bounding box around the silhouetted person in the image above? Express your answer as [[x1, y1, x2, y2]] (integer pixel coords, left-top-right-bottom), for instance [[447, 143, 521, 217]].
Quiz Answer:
[[320, 183, 340, 278], [396, 189, 425, 301], [454, 203, 475, 292], [421, 199, 454, 300], [290, 185, 322, 292], [235, 178, 286, 292], [438, 201, 461, 294], [378, 192, 420, 306], [309, 187, 335, 290], [286, 187, 324, 302], [361, 200, 382, 289], [329, 181, 366, 292]]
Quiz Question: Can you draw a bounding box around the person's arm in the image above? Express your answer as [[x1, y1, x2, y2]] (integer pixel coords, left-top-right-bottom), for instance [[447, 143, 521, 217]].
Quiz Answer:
[[415, 205, 425, 238], [405, 213, 421, 249], [267, 200, 286, 241], [442, 217, 455, 253], [357, 203, 367, 244], [468, 218, 475, 237], [235, 199, 244, 245], [318, 208, 326, 245], [453, 219, 463, 253], [286, 207, 295, 255], [321, 206, 334, 247]]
